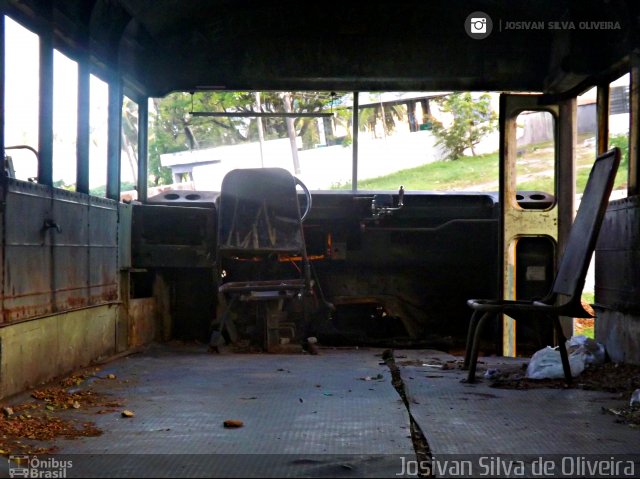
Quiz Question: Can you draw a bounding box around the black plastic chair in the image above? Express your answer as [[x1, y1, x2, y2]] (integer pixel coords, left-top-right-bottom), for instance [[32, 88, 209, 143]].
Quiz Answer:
[[213, 167, 312, 351], [463, 147, 621, 383]]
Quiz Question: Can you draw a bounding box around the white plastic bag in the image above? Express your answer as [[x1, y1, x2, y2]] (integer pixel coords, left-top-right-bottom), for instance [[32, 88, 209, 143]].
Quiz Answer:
[[525, 346, 587, 379], [566, 335, 606, 365]]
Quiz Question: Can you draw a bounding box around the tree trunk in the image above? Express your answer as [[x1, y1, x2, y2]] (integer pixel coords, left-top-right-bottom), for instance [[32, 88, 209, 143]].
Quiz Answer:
[[282, 93, 301, 174], [407, 100, 418, 132], [255, 92, 265, 167], [420, 98, 431, 124]]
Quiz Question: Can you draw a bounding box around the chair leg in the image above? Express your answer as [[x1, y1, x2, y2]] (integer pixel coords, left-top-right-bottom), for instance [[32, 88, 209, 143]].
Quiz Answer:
[[552, 315, 572, 385], [463, 310, 483, 369], [467, 312, 494, 383]]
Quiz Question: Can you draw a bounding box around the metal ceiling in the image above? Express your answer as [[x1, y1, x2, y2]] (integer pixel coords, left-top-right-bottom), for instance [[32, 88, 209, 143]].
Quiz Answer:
[[5, 0, 639, 99]]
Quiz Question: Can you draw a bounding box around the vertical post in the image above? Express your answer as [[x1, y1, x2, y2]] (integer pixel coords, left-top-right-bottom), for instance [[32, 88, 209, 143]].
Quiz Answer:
[[0, 15, 4, 174], [351, 91, 359, 191], [498, 95, 512, 356], [629, 57, 639, 196], [557, 97, 577, 339], [76, 58, 90, 194], [596, 84, 610, 156], [38, 1, 54, 186], [137, 98, 148, 202], [106, 77, 122, 201]]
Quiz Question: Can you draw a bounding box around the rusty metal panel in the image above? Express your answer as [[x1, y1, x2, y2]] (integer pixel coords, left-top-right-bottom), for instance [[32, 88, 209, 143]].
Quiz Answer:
[[3, 180, 53, 321], [595, 196, 640, 311], [119, 203, 132, 269], [2, 180, 119, 323], [52, 188, 90, 312], [129, 297, 156, 347], [88, 196, 119, 305]]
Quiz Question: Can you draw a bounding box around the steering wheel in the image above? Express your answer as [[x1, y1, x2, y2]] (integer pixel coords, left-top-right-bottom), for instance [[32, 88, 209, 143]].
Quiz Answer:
[[295, 177, 312, 222]]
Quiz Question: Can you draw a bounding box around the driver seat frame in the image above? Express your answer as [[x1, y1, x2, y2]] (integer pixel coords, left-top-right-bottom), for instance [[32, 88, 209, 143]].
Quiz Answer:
[[214, 168, 312, 351]]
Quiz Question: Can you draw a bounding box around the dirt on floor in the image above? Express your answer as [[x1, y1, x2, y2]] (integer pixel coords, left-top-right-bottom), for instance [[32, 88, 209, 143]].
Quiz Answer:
[[0, 368, 126, 456], [487, 361, 640, 427]]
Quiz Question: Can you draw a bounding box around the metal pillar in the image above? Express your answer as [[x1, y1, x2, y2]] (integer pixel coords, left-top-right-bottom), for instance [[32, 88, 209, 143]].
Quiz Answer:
[[0, 14, 4, 170], [106, 77, 122, 201], [76, 59, 90, 194], [351, 92, 359, 191], [557, 97, 577, 339], [629, 57, 639, 196], [37, 1, 54, 186], [137, 99, 148, 202], [596, 85, 610, 156]]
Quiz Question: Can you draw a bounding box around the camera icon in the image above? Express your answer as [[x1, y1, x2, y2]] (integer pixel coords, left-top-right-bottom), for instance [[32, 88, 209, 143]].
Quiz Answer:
[[470, 17, 487, 34]]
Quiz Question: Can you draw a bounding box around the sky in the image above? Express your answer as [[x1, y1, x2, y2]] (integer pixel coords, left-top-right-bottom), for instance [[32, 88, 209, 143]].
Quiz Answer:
[[4, 15, 134, 189]]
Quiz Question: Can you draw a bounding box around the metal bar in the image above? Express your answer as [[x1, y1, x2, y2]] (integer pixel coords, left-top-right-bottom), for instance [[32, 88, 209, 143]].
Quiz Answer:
[[0, 14, 4, 177], [190, 111, 334, 118], [76, 58, 90, 194], [361, 219, 497, 232], [351, 92, 359, 192], [498, 94, 513, 357], [596, 84, 610, 156], [37, 1, 54, 186], [0, 13, 4, 323], [106, 77, 122, 201], [557, 97, 577, 339], [557, 98, 577, 248], [137, 99, 149, 202], [629, 57, 639, 196]]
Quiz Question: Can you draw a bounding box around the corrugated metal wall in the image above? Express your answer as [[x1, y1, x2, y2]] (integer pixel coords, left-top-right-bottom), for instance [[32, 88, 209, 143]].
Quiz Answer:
[[2, 179, 119, 322]]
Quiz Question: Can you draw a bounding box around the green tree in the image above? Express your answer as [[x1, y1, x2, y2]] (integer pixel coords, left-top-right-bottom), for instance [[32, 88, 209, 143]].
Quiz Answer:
[[148, 91, 347, 170], [431, 92, 497, 160]]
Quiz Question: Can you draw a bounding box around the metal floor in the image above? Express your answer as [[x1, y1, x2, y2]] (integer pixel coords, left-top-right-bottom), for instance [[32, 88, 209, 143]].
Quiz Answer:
[[396, 350, 640, 458], [4, 344, 415, 477], [3, 345, 639, 478]]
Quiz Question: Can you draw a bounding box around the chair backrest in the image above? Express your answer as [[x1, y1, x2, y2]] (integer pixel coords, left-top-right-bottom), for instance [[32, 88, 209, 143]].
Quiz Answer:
[[217, 168, 306, 255], [550, 147, 621, 299]]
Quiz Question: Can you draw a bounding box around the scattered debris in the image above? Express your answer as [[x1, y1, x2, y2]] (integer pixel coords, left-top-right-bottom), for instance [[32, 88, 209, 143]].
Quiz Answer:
[[483, 369, 501, 380], [304, 337, 319, 355], [422, 364, 443, 369], [239, 397, 257, 401], [106, 374, 117, 380], [602, 405, 640, 427], [492, 361, 640, 397], [0, 367, 125, 455], [223, 419, 244, 428], [121, 410, 135, 418]]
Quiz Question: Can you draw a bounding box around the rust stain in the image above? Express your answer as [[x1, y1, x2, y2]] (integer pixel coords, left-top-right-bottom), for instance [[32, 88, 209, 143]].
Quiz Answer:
[[129, 298, 156, 347], [64, 296, 88, 309]]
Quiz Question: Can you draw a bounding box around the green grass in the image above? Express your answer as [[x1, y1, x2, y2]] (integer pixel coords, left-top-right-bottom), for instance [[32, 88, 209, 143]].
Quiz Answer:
[[335, 151, 499, 191], [335, 133, 629, 194]]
